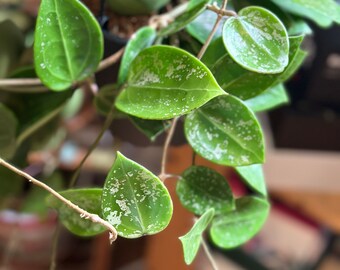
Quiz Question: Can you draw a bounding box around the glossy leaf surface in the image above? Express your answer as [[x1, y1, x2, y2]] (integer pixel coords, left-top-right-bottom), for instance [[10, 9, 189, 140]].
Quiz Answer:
[[159, 0, 209, 37], [177, 166, 234, 215], [179, 208, 215, 265], [210, 196, 270, 248], [236, 164, 267, 196], [102, 152, 173, 238], [116, 46, 225, 120], [34, 0, 103, 91], [46, 188, 106, 236], [271, 0, 340, 27], [185, 95, 264, 166], [223, 6, 289, 73], [203, 36, 305, 99], [118, 26, 156, 85], [245, 84, 288, 112], [0, 103, 18, 159]]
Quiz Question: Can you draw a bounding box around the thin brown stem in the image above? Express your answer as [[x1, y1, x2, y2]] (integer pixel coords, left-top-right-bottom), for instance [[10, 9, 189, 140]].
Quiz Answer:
[[197, 0, 229, 60], [202, 238, 219, 270], [97, 48, 125, 72], [159, 117, 179, 181], [0, 158, 118, 244], [49, 224, 61, 270]]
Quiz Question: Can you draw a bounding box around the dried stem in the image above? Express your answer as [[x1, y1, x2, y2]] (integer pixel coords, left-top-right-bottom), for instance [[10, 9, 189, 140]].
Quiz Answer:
[[97, 48, 125, 72], [197, 0, 229, 59], [159, 117, 179, 181], [202, 238, 219, 270], [0, 158, 118, 244]]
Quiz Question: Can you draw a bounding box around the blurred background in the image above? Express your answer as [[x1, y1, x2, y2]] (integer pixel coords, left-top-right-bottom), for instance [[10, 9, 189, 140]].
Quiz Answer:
[[0, 0, 340, 269]]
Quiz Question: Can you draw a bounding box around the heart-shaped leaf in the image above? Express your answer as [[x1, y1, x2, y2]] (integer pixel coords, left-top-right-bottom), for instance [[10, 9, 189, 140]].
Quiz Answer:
[[0, 103, 18, 159], [46, 188, 106, 237], [179, 208, 215, 265], [34, 0, 103, 91], [177, 166, 234, 215], [236, 164, 267, 196], [102, 152, 173, 238], [223, 6, 289, 74], [159, 0, 209, 37], [203, 35, 305, 99], [118, 26, 156, 85], [270, 0, 340, 27], [185, 95, 264, 166], [245, 84, 288, 112], [210, 196, 270, 248], [115, 45, 225, 120]]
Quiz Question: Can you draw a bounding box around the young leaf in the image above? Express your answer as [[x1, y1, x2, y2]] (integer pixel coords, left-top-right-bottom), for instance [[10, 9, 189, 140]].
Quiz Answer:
[[245, 84, 289, 112], [223, 6, 289, 74], [179, 208, 215, 265], [159, 0, 209, 37], [34, 0, 103, 91], [270, 0, 340, 27], [203, 35, 305, 99], [115, 46, 225, 120], [177, 166, 234, 215], [210, 196, 270, 248], [102, 152, 173, 238], [185, 95, 264, 166], [118, 26, 156, 85], [0, 103, 18, 159], [236, 164, 267, 196], [46, 188, 106, 237], [186, 0, 226, 43], [130, 117, 170, 142]]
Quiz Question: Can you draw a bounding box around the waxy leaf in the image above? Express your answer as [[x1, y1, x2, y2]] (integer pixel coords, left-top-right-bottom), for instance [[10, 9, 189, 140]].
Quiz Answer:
[[185, 95, 264, 166], [236, 164, 267, 196], [159, 0, 209, 37], [203, 36, 305, 99], [34, 0, 103, 91], [177, 166, 234, 215], [223, 6, 289, 74], [118, 26, 156, 85], [245, 84, 288, 112], [179, 208, 215, 265], [116, 46, 225, 120], [186, 0, 226, 43], [102, 152, 173, 238], [130, 117, 170, 141], [271, 0, 340, 27], [46, 188, 106, 236], [0, 103, 18, 159], [210, 196, 270, 248]]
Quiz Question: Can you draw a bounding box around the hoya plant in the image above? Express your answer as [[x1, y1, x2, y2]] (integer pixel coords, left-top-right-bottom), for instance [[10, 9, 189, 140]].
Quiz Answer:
[[0, 0, 339, 268]]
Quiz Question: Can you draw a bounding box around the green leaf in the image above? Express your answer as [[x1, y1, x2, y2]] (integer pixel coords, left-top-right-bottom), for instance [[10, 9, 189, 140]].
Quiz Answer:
[[62, 89, 84, 119], [159, 0, 209, 37], [236, 164, 267, 196], [115, 45, 225, 120], [288, 18, 312, 36], [102, 152, 173, 238], [179, 208, 215, 265], [46, 188, 106, 237], [186, 0, 227, 43], [223, 6, 289, 74], [34, 0, 103, 91], [203, 35, 305, 99], [0, 166, 23, 199], [0, 103, 18, 159], [185, 95, 264, 166], [210, 196, 270, 248], [177, 166, 234, 215], [118, 26, 156, 85], [94, 84, 117, 116], [270, 0, 340, 27], [130, 117, 170, 141], [245, 84, 289, 112]]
